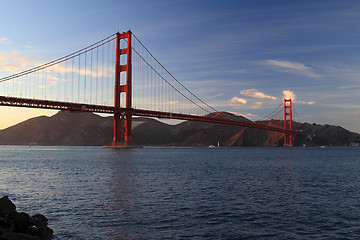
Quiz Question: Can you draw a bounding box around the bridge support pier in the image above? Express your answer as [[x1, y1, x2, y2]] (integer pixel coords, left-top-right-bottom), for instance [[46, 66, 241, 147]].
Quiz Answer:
[[284, 99, 293, 147], [111, 30, 133, 147], [112, 111, 133, 147]]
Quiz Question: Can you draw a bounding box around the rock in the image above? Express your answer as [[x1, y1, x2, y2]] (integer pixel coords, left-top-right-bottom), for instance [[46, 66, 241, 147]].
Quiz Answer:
[[38, 226, 53, 240], [0, 197, 53, 240], [0, 217, 11, 235], [8, 212, 32, 233], [0, 196, 16, 218], [0, 226, 7, 235], [25, 225, 53, 240], [2, 231, 41, 240], [31, 214, 48, 227], [0, 217, 11, 227], [25, 225, 42, 238]]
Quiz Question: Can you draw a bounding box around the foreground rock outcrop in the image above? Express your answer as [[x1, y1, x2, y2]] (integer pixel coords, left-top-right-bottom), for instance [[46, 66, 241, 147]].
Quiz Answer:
[[0, 196, 53, 240]]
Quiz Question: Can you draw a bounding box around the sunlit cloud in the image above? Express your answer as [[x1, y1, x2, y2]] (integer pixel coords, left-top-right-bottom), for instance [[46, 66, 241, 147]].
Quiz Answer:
[[0, 37, 10, 45], [0, 51, 113, 80], [47, 75, 67, 82], [250, 101, 263, 109], [299, 101, 315, 105], [42, 64, 113, 79], [169, 101, 179, 104], [283, 90, 315, 105], [0, 51, 33, 72], [230, 97, 247, 104], [261, 59, 321, 78], [240, 89, 276, 100], [283, 90, 296, 101], [31, 109, 51, 116]]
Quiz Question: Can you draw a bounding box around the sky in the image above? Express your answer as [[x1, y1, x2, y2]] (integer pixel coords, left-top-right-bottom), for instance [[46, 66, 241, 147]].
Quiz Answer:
[[0, 0, 359, 133]]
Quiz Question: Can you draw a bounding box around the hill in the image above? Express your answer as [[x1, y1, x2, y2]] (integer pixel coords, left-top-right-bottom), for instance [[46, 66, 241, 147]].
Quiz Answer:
[[0, 111, 359, 146]]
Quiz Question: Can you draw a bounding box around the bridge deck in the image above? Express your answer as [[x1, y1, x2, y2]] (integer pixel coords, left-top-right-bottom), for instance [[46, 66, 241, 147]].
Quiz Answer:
[[0, 96, 298, 135]]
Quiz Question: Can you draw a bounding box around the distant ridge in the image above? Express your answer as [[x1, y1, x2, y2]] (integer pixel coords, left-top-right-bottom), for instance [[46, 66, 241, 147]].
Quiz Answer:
[[0, 111, 359, 146]]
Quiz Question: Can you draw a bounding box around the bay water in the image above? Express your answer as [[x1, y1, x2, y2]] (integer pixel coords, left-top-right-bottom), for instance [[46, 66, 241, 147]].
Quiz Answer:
[[0, 146, 359, 239]]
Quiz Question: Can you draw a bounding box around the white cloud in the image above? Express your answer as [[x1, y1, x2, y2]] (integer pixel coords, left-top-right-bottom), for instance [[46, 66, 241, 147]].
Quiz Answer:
[[229, 112, 257, 120], [262, 59, 321, 78], [205, 92, 223, 99], [300, 101, 315, 105], [0, 37, 10, 45], [25, 42, 32, 49], [338, 85, 357, 90], [240, 89, 276, 100], [265, 60, 310, 71], [230, 97, 247, 104]]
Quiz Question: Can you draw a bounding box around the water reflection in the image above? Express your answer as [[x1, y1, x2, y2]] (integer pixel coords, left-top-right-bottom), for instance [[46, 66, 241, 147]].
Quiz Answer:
[[104, 149, 139, 239]]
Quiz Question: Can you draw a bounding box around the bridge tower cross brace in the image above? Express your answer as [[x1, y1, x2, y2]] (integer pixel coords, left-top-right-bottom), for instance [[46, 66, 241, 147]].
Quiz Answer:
[[283, 99, 293, 147], [112, 30, 132, 147]]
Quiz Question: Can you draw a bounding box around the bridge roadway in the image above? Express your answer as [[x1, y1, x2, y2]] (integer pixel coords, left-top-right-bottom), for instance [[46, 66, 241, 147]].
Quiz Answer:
[[0, 96, 299, 135]]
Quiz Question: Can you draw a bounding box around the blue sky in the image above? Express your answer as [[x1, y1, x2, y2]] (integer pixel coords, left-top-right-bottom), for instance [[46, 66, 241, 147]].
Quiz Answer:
[[0, 0, 359, 132]]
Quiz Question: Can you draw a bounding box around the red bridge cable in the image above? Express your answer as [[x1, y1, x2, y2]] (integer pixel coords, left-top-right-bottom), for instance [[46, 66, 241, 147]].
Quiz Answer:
[[131, 46, 212, 114], [256, 101, 283, 121], [0, 34, 116, 83], [292, 102, 300, 123], [131, 33, 218, 113]]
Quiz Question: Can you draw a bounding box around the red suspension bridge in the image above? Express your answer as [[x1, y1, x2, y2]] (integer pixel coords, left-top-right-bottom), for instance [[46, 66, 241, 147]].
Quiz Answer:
[[0, 30, 300, 147]]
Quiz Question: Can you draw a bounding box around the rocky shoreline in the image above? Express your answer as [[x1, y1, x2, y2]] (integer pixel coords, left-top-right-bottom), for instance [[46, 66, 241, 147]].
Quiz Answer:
[[0, 196, 53, 240]]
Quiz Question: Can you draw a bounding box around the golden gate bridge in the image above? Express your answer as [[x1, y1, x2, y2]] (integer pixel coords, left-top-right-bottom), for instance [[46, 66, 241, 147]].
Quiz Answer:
[[0, 30, 300, 147]]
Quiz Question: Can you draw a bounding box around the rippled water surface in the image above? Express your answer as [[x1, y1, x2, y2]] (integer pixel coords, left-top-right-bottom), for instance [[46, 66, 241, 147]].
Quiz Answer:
[[0, 146, 360, 239]]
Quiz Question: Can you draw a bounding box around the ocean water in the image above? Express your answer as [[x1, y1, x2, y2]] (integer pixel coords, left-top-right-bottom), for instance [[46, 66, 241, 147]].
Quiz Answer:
[[0, 146, 360, 239]]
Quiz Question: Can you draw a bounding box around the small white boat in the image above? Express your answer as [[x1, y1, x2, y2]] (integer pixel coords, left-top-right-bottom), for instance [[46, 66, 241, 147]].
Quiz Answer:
[[209, 141, 220, 148]]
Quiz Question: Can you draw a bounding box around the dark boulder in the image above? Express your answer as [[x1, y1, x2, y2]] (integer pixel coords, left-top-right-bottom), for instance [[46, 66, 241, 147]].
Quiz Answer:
[[25, 225, 53, 240], [0, 197, 53, 240], [0, 196, 16, 218], [8, 212, 33, 233], [2, 231, 42, 240], [31, 214, 48, 227]]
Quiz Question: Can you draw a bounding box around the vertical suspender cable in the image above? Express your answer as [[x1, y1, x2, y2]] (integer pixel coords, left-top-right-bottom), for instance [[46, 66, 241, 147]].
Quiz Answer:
[[72, 57, 74, 103], [84, 52, 87, 103], [90, 49, 93, 104], [78, 55, 80, 103], [96, 45, 98, 105]]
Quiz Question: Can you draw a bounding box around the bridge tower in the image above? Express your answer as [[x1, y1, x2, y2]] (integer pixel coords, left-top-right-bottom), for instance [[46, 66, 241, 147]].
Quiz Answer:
[[112, 30, 133, 147], [283, 99, 293, 147]]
